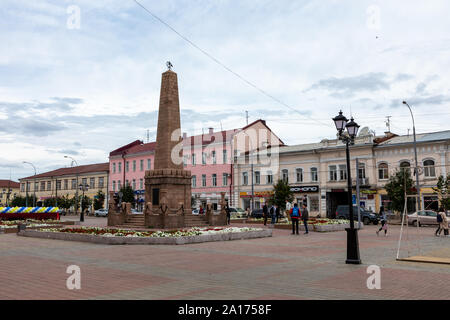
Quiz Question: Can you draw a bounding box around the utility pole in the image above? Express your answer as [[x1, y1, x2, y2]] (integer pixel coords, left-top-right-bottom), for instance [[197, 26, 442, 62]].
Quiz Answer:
[[245, 111, 249, 125], [250, 151, 254, 211], [355, 158, 361, 229]]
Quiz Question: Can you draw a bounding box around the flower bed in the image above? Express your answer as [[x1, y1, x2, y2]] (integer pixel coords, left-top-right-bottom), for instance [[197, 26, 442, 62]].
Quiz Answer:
[[0, 221, 64, 234], [18, 226, 272, 245]]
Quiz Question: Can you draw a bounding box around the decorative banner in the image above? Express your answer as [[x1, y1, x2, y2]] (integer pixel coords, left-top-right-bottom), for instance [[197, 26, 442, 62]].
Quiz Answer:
[[0, 207, 60, 214]]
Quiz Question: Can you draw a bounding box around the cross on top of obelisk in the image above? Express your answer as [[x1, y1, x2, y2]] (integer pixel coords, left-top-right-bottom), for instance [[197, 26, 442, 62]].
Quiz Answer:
[[166, 61, 173, 70]]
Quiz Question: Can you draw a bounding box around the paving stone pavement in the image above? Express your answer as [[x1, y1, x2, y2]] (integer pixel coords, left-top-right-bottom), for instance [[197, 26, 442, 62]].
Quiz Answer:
[[0, 217, 449, 300]]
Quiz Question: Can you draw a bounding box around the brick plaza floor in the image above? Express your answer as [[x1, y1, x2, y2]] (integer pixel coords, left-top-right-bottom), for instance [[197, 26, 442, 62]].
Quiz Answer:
[[0, 217, 449, 300]]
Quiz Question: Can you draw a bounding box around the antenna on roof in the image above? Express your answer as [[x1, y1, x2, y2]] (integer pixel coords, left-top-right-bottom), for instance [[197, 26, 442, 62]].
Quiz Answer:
[[220, 121, 223, 132], [245, 110, 249, 125], [146, 129, 150, 143], [385, 116, 391, 132]]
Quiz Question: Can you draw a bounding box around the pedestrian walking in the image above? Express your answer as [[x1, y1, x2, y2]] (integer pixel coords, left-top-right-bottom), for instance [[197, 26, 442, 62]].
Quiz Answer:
[[225, 203, 231, 225], [289, 203, 300, 235], [199, 206, 204, 215], [301, 204, 309, 234], [376, 206, 388, 236], [270, 204, 276, 225], [275, 204, 281, 223], [436, 207, 449, 237], [246, 207, 251, 218], [262, 202, 269, 226]]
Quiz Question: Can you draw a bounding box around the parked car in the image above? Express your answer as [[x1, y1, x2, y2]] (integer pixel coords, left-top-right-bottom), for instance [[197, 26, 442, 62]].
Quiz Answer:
[[407, 210, 449, 227], [192, 209, 199, 215], [229, 207, 246, 218], [94, 209, 108, 217], [335, 205, 379, 225], [250, 208, 264, 218]]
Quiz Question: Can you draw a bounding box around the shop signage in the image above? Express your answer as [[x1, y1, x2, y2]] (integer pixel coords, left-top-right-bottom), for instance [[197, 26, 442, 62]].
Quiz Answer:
[[290, 186, 319, 193], [239, 191, 274, 198], [361, 190, 377, 194]]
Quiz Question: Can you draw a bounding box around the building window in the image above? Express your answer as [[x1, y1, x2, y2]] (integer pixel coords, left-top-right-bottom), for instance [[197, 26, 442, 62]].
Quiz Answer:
[[212, 174, 217, 187], [113, 163, 116, 173], [423, 159, 436, 177], [133, 160, 136, 172], [282, 169, 289, 183], [118, 180, 122, 190], [71, 179, 76, 189], [140, 160, 144, 171], [378, 163, 389, 180], [243, 172, 248, 185], [132, 179, 136, 190], [98, 177, 104, 188], [21, 184, 25, 192], [329, 166, 337, 181], [223, 150, 227, 164], [90, 178, 95, 189], [82, 178, 87, 187], [191, 154, 196, 166], [202, 152, 206, 165], [311, 167, 318, 182], [34, 182, 38, 191], [267, 171, 273, 184], [147, 159, 151, 170], [47, 181, 51, 191], [40, 181, 46, 191], [296, 168, 303, 182], [192, 175, 196, 188], [339, 165, 347, 180], [212, 151, 216, 164], [126, 161, 129, 172], [112, 180, 116, 192], [56, 180, 61, 190], [183, 155, 187, 167], [223, 173, 228, 186], [202, 174, 207, 187], [400, 161, 411, 175], [118, 162, 122, 173], [255, 171, 260, 185], [358, 163, 366, 179], [64, 179, 68, 190], [139, 179, 143, 190]]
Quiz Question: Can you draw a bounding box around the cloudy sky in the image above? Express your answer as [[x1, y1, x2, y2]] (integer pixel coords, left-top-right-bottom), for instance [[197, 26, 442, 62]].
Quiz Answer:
[[1, 0, 450, 181]]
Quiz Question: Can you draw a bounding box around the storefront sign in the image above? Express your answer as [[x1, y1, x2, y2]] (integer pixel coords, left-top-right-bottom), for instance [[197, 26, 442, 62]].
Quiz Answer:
[[239, 191, 274, 198], [290, 186, 319, 193]]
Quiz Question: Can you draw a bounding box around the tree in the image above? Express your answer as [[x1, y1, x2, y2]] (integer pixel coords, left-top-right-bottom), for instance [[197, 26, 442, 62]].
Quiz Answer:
[[271, 179, 294, 210], [10, 195, 37, 207], [119, 185, 135, 205], [81, 195, 92, 211], [384, 169, 415, 213], [93, 191, 105, 210], [433, 174, 450, 210]]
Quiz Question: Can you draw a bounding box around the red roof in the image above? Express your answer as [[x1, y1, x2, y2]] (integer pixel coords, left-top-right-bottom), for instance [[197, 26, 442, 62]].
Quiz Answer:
[[109, 140, 156, 157], [20, 163, 109, 180], [183, 129, 238, 147], [0, 180, 20, 188]]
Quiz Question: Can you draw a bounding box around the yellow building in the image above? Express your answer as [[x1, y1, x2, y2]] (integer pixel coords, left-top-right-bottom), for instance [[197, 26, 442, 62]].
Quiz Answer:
[[0, 180, 20, 206], [19, 163, 109, 209]]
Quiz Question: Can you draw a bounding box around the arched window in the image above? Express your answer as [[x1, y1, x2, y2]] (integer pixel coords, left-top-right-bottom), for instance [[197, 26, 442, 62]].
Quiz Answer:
[[400, 161, 411, 175], [378, 163, 389, 180], [282, 169, 289, 183], [423, 159, 435, 177]]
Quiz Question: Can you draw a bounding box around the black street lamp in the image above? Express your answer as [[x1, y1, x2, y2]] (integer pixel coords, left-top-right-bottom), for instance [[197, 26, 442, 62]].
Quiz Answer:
[[79, 183, 89, 222], [332, 110, 361, 265]]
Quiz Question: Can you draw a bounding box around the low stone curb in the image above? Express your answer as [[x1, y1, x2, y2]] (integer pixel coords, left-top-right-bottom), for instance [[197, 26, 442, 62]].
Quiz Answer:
[[17, 229, 272, 245], [313, 223, 365, 232], [1, 224, 64, 234]]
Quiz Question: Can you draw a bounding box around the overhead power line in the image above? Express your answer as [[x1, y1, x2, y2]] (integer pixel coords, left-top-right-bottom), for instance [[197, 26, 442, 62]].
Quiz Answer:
[[132, 0, 330, 127]]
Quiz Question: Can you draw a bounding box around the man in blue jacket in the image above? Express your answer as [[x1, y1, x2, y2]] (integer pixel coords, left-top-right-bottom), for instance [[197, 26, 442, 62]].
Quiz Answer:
[[290, 203, 300, 235]]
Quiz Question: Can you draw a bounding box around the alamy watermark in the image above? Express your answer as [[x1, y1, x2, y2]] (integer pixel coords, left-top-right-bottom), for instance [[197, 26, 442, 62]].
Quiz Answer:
[[66, 265, 81, 290], [67, 5, 81, 29], [366, 265, 381, 290]]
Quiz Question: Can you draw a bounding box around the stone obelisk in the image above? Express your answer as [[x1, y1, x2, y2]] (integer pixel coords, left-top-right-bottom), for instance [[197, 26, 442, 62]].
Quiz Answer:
[[144, 63, 192, 228]]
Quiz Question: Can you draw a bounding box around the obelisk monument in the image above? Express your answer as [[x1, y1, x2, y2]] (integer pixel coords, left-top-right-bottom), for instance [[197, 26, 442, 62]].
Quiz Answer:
[[144, 63, 192, 228]]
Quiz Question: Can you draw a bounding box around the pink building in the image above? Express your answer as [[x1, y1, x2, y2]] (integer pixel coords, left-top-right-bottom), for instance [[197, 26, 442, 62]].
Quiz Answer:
[[108, 119, 283, 210]]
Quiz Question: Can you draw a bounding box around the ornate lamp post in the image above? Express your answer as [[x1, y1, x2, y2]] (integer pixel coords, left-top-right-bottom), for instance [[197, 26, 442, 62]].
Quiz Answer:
[[79, 183, 89, 222], [332, 110, 361, 264]]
